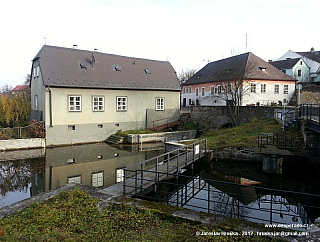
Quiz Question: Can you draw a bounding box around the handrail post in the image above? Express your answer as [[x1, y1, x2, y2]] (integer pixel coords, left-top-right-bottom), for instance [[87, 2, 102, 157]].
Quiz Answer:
[[135, 170, 138, 196], [140, 163, 143, 192], [193, 143, 195, 163], [123, 169, 126, 196]]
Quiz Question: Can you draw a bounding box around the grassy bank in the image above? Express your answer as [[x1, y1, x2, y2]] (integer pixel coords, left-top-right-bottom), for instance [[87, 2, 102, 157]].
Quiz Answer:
[[200, 118, 303, 150], [0, 189, 285, 242]]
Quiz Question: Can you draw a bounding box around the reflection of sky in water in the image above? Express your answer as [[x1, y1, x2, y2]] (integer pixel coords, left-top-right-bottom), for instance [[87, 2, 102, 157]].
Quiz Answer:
[[169, 182, 308, 231], [0, 184, 31, 208]]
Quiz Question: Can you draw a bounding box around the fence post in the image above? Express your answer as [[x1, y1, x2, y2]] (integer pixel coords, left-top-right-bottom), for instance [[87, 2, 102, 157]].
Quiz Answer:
[[207, 182, 210, 213], [141, 163, 144, 192], [123, 169, 126, 196], [177, 149, 180, 173], [193, 143, 195, 164], [237, 184, 240, 219], [135, 170, 138, 196], [270, 194, 273, 224]]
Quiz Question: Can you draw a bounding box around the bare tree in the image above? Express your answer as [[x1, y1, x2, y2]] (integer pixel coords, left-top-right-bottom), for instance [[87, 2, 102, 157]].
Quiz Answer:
[[24, 74, 31, 86], [199, 54, 255, 126], [0, 84, 12, 94], [178, 68, 197, 82]]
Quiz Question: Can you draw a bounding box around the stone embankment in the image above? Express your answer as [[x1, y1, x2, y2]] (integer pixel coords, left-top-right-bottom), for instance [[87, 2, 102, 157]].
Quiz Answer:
[[0, 138, 45, 151], [126, 130, 197, 144]]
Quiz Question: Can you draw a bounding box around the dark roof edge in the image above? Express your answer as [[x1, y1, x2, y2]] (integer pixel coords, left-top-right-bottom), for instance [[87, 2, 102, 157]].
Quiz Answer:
[[44, 84, 181, 92], [35, 45, 171, 64]]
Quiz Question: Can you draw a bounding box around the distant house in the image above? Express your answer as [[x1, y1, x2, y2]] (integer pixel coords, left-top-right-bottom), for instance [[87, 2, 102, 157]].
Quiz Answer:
[[269, 58, 309, 83], [30, 45, 181, 146], [181, 52, 296, 107], [12, 85, 30, 92], [278, 48, 320, 82], [11, 85, 30, 97]]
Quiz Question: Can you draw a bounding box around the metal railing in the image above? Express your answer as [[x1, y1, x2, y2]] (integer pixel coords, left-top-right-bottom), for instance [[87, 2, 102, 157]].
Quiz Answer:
[[0, 121, 45, 140], [131, 170, 320, 226], [301, 104, 320, 132], [257, 132, 303, 151], [123, 139, 207, 196]]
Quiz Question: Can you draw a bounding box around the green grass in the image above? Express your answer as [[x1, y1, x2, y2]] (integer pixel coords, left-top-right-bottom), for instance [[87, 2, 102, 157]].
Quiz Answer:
[[0, 189, 284, 242], [200, 119, 290, 150], [115, 129, 156, 137]]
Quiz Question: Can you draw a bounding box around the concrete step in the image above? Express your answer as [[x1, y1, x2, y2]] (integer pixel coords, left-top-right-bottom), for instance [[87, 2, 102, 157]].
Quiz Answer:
[[106, 134, 123, 144]]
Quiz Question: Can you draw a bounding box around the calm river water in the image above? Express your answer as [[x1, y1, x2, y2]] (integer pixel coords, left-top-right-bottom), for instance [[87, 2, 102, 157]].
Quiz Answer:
[[0, 142, 164, 208], [1, 143, 319, 228]]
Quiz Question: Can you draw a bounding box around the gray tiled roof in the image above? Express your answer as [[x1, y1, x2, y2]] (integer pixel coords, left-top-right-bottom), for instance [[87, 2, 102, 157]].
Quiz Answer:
[[32, 45, 180, 91], [297, 51, 320, 63], [270, 58, 301, 70], [182, 52, 296, 86]]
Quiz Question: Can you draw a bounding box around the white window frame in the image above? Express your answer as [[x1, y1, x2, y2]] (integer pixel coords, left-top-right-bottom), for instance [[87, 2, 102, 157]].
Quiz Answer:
[[34, 95, 38, 110], [33, 67, 36, 78], [210, 86, 214, 95], [117, 96, 127, 111], [116, 168, 124, 183], [156, 97, 165, 110], [195, 88, 199, 96], [261, 83, 266, 94], [92, 172, 104, 187], [188, 86, 192, 93], [227, 83, 232, 93], [201, 87, 205, 96], [92, 96, 104, 111], [250, 83, 256, 93], [183, 87, 186, 94], [36, 66, 40, 77], [68, 175, 81, 184], [274, 84, 279, 94], [68, 96, 81, 111], [217, 85, 222, 94], [283, 84, 289, 94]]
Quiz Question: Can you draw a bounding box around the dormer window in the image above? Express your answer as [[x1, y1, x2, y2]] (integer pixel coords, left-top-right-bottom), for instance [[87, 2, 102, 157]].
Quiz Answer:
[[197, 74, 202, 79], [259, 67, 267, 72], [114, 65, 121, 72], [145, 69, 151, 74]]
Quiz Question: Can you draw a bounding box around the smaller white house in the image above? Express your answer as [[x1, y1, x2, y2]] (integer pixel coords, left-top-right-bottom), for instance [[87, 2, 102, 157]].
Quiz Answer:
[[269, 58, 309, 83], [278, 48, 320, 82], [181, 52, 297, 107]]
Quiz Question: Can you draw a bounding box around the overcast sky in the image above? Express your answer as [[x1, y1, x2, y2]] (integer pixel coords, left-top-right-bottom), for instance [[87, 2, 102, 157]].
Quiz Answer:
[[0, 0, 319, 88]]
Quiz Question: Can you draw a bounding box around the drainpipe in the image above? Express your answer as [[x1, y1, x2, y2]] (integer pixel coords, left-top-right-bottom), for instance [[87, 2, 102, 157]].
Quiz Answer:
[[46, 87, 53, 127]]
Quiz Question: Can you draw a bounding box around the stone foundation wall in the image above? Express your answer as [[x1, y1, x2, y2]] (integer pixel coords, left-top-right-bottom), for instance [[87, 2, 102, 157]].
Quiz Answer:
[[0, 138, 45, 151], [190, 106, 285, 130], [127, 130, 197, 144]]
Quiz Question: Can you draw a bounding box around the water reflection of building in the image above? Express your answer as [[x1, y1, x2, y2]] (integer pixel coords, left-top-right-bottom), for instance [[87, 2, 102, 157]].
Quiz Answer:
[[31, 143, 164, 196]]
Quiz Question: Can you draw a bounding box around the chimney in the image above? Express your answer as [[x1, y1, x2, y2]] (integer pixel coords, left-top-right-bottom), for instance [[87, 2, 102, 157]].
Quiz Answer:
[[268, 60, 273, 63], [310, 47, 315, 52]]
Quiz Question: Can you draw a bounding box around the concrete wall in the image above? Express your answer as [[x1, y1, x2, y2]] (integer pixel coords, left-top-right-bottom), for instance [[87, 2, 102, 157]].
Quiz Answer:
[[127, 130, 197, 144], [190, 106, 280, 130], [300, 86, 320, 104], [33, 85, 180, 146], [181, 80, 295, 107], [0, 138, 45, 151]]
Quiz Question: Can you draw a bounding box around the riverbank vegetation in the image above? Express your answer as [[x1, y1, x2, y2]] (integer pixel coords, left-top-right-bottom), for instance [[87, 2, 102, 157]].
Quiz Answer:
[[0, 188, 284, 241], [201, 118, 303, 150]]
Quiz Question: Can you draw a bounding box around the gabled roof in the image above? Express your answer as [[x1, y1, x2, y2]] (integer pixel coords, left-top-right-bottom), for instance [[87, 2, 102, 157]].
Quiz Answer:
[[32, 45, 180, 91], [297, 51, 320, 63], [182, 52, 296, 86], [12, 85, 30, 91], [269, 58, 301, 70]]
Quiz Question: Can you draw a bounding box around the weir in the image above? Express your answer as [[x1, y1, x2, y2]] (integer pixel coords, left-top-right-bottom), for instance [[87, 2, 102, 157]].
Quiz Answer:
[[101, 139, 207, 197]]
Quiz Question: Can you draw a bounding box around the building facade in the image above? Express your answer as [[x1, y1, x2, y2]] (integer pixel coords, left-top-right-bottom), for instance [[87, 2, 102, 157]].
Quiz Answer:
[[181, 52, 296, 107], [30, 45, 181, 146], [278, 49, 320, 82]]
